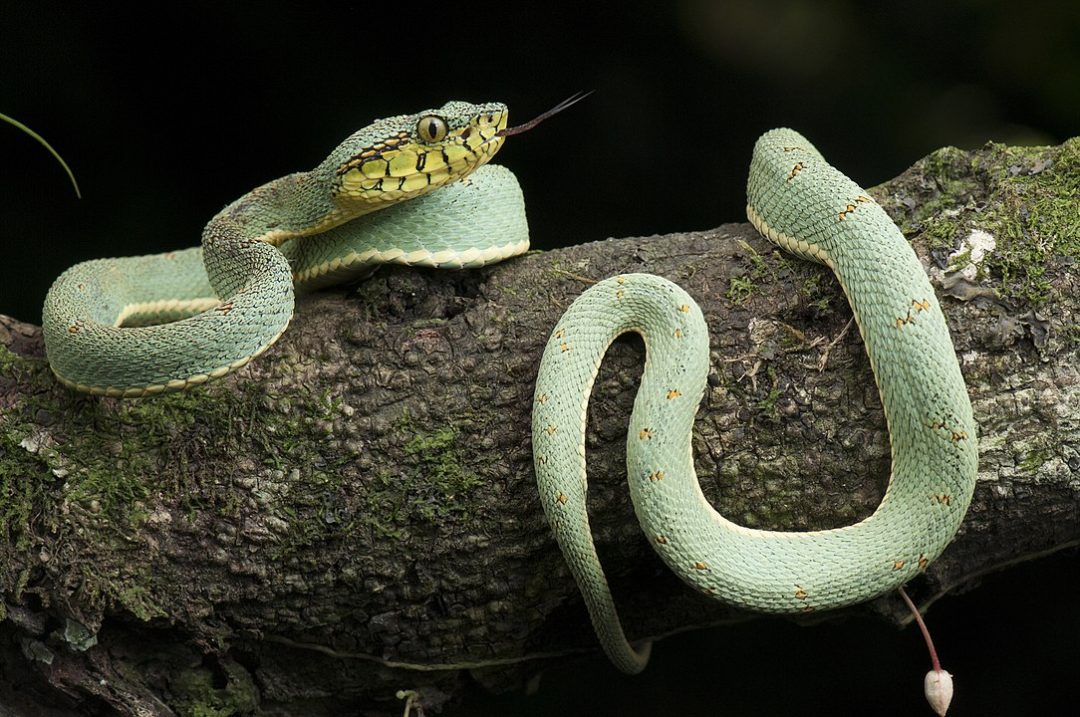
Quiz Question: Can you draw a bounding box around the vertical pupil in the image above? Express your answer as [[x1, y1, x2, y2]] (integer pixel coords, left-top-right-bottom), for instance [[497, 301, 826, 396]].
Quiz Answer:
[[427, 119, 438, 138]]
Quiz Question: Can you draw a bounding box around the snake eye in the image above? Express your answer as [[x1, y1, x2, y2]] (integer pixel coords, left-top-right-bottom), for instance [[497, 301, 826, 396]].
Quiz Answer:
[[416, 115, 448, 143]]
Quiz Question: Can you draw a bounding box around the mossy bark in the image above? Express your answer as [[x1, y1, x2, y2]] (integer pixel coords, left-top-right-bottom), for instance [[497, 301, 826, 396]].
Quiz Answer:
[[1, 139, 1078, 716]]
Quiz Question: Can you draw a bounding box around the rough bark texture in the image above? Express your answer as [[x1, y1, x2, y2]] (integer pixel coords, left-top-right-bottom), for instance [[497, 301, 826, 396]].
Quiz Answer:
[[1, 138, 1078, 716]]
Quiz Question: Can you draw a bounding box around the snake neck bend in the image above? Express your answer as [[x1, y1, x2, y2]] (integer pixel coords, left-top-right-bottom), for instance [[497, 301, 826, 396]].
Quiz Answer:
[[533, 129, 978, 674], [200, 172, 338, 298]]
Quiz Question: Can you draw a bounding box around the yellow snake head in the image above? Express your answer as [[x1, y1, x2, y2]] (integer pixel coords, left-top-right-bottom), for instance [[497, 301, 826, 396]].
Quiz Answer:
[[326, 101, 508, 211]]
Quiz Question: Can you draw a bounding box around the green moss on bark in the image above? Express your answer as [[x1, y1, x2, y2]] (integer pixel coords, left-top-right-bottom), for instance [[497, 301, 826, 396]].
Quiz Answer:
[[882, 137, 1080, 306]]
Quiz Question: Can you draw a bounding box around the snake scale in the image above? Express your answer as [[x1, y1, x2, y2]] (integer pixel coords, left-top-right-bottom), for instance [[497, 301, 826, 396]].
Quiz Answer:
[[41, 105, 977, 676]]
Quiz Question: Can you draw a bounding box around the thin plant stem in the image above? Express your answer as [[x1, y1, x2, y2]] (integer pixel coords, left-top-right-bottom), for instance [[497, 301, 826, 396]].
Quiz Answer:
[[1, 111, 81, 198], [898, 585, 942, 672]]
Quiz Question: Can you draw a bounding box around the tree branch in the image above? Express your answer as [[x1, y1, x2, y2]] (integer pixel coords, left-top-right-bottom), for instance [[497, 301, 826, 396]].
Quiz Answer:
[[2, 138, 1078, 716]]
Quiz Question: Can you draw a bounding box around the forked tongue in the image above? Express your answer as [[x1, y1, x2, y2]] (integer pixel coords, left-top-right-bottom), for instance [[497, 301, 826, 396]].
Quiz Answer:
[[496, 91, 593, 137]]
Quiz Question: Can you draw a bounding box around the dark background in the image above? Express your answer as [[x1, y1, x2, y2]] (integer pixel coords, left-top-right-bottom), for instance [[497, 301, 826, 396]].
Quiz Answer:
[[2, 1, 1077, 715]]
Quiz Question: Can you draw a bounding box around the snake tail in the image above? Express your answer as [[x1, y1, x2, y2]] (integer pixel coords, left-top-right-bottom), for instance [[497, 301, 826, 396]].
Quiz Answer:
[[532, 129, 978, 673]]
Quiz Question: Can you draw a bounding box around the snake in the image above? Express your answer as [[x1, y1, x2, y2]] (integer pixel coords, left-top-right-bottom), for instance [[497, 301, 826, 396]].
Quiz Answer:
[[40, 110, 977, 677], [531, 128, 979, 674], [41, 100, 558, 396]]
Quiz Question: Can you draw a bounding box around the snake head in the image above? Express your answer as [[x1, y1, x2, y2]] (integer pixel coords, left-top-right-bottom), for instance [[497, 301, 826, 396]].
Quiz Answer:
[[326, 101, 508, 212]]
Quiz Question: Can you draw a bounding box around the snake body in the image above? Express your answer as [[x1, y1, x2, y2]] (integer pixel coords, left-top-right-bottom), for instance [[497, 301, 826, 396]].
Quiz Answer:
[[532, 129, 978, 673], [42, 112, 977, 678], [43, 102, 528, 396]]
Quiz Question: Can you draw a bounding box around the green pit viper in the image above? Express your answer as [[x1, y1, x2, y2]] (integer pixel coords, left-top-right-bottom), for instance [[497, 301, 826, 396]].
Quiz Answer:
[[41, 103, 977, 674]]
